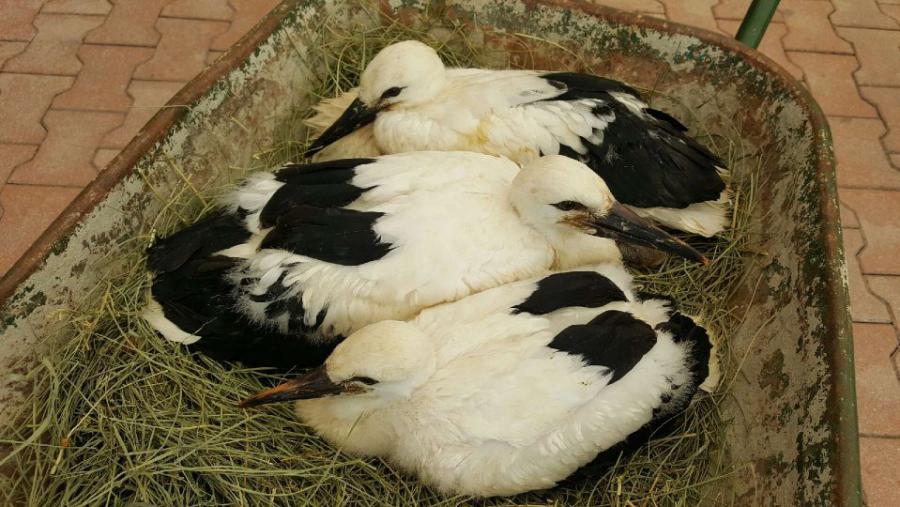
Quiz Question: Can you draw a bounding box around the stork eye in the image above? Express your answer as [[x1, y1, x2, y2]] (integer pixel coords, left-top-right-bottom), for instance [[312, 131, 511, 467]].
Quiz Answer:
[[553, 201, 587, 211], [380, 87, 404, 100], [347, 376, 378, 385]]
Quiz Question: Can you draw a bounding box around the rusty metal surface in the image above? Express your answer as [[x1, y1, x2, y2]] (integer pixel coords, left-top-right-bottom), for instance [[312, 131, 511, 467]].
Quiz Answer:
[[0, 0, 859, 504]]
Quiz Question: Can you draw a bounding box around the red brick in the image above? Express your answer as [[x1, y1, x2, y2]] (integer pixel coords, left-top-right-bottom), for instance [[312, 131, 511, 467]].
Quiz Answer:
[[85, 0, 173, 47], [718, 20, 802, 80], [206, 49, 224, 65], [841, 200, 861, 228], [869, 276, 900, 328], [0, 184, 81, 276], [101, 80, 184, 148], [0, 0, 44, 42], [713, 0, 784, 21], [844, 229, 892, 323], [211, 0, 280, 51], [659, 0, 722, 33], [93, 148, 119, 170], [841, 189, 900, 275], [0, 41, 27, 68], [3, 14, 105, 75], [0, 144, 38, 186], [837, 27, 900, 87], [788, 52, 877, 118], [832, 0, 898, 29], [860, 87, 900, 153], [853, 323, 900, 435], [134, 17, 228, 81], [830, 117, 900, 189], [780, 0, 853, 54], [43, 0, 112, 15], [882, 5, 900, 25], [9, 110, 123, 187], [0, 74, 74, 144], [53, 44, 155, 112], [860, 437, 900, 507], [162, 0, 233, 20]]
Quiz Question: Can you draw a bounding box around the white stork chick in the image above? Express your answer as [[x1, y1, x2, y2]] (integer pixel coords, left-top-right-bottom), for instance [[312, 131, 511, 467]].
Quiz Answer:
[[144, 153, 705, 368], [307, 40, 730, 237], [240, 265, 715, 497]]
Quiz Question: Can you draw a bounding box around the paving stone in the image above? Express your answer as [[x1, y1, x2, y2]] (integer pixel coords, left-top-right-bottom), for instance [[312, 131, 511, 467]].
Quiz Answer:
[[53, 45, 155, 112], [832, 0, 899, 29], [841, 200, 861, 228], [134, 17, 229, 81], [0, 74, 75, 144], [0, 41, 28, 69], [717, 20, 802, 80], [860, 437, 900, 506], [830, 117, 900, 189], [85, 0, 173, 47], [844, 229, 892, 323], [9, 110, 123, 187], [837, 27, 900, 87], [860, 87, 900, 153], [43, 0, 112, 15], [590, 0, 665, 13], [882, 5, 900, 25], [93, 148, 119, 171], [206, 50, 225, 65], [0, 144, 38, 186], [869, 276, 900, 327], [3, 14, 105, 75], [162, 0, 233, 20], [211, 0, 280, 51], [788, 52, 877, 118], [0, 0, 44, 42], [659, 0, 722, 33], [0, 184, 82, 276], [713, 0, 785, 21], [780, 0, 854, 54], [854, 323, 900, 435], [840, 189, 900, 275], [102, 80, 184, 148]]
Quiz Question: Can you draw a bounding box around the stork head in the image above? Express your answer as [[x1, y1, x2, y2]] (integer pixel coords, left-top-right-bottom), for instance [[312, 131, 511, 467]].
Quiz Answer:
[[240, 320, 434, 410], [511, 155, 707, 266], [307, 40, 446, 155]]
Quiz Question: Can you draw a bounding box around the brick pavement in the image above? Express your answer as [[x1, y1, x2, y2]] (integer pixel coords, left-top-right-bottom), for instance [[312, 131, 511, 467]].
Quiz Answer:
[[0, 0, 898, 503]]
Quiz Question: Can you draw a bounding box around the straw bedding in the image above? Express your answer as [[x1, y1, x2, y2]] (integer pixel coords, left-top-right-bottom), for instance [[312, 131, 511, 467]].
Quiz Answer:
[[0, 5, 763, 506]]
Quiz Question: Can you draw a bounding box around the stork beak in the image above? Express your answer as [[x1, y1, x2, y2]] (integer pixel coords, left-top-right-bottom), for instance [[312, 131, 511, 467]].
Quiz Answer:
[[306, 98, 379, 156], [584, 203, 708, 264], [239, 367, 344, 408]]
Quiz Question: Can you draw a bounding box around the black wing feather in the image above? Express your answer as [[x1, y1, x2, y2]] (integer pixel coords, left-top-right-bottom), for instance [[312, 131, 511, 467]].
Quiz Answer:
[[513, 271, 627, 315], [261, 204, 392, 265], [538, 72, 726, 209], [559, 311, 712, 485], [146, 211, 250, 274], [549, 310, 656, 384], [151, 256, 334, 369], [258, 159, 376, 228]]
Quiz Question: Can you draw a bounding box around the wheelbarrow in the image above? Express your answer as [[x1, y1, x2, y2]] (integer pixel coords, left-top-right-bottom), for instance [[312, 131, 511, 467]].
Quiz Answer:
[[0, 0, 858, 505]]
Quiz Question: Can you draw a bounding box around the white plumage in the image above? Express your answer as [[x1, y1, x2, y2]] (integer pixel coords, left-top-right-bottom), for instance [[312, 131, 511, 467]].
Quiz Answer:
[[307, 40, 730, 237], [240, 264, 715, 497], [144, 153, 704, 367]]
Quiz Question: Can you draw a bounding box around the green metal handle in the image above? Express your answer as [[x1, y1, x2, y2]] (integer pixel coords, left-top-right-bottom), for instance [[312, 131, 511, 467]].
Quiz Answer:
[[735, 0, 781, 49]]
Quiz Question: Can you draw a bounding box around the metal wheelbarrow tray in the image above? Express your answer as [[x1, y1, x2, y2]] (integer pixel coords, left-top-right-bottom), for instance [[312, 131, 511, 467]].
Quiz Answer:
[[0, 0, 859, 504]]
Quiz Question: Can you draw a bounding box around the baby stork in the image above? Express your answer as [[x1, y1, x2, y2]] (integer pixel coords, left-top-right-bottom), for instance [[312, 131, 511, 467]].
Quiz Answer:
[[144, 153, 705, 368], [240, 265, 716, 497], [307, 40, 729, 237]]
